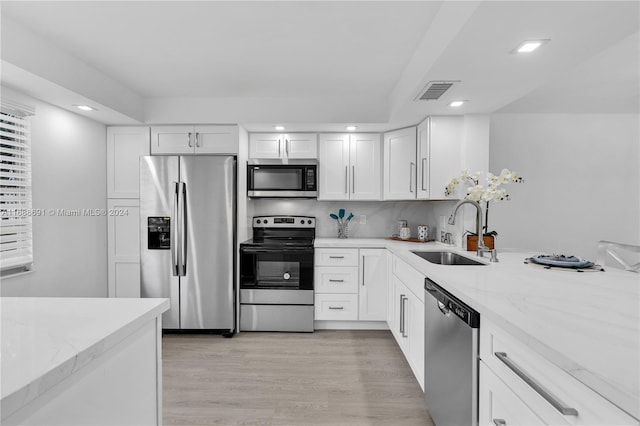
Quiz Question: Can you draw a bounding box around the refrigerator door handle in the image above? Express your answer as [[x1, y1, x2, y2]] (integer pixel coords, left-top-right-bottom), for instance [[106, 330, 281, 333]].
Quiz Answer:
[[171, 181, 180, 276], [179, 181, 188, 276]]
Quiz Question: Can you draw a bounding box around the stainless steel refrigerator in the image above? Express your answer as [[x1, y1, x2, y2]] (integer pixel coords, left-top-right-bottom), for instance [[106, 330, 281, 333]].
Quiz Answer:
[[140, 155, 236, 334]]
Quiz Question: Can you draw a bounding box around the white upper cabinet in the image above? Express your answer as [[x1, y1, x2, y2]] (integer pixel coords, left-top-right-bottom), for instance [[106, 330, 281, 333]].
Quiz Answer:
[[249, 133, 317, 159], [318, 134, 350, 200], [383, 116, 486, 200], [107, 126, 150, 199], [417, 116, 464, 200], [350, 134, 382, 200], [151, 125, 238, 155], [383, 127, 417, 200], [318, 133, 381, 201]]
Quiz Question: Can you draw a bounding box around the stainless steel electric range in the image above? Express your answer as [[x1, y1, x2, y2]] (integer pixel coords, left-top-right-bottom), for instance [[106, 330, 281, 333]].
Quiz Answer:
[[239, 216, 315, 332]]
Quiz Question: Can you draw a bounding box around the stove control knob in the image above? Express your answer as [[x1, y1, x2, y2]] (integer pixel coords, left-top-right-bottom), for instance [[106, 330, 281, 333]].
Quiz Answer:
[[256, 219, 261, 224], [300, 219, 304, 224], [307, 220, 312, 224], [263, 219, 268, 224], [283, 272, 291, 280]]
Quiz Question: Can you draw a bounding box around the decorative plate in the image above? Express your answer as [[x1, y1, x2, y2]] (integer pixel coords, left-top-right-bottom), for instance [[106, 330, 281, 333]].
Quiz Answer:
[[529, 254, 594, 269]]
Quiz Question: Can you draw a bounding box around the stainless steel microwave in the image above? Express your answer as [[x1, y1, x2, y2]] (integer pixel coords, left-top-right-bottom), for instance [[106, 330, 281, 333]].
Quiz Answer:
[[247, 161, 317, 198]]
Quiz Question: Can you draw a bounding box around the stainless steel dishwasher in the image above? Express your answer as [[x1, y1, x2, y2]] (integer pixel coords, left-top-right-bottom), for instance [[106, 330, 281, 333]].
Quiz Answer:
[[424, 277, 480, 426]]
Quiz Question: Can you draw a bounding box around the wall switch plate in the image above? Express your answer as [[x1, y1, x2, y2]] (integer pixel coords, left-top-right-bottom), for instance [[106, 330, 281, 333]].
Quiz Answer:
[[359, 215, 367, 224]]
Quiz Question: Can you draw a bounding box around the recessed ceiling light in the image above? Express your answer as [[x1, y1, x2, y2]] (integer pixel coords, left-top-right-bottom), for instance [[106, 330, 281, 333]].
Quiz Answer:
[[449, 101, 466, 108], [513, 39, 550, 54], [346, 126, 357, 131], [74, 105, 97, 111], [274, 125, 285, 131]]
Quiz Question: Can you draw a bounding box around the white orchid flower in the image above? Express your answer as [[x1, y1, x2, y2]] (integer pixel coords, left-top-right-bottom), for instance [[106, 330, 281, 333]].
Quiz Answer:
[[466, 185, 484, 202]]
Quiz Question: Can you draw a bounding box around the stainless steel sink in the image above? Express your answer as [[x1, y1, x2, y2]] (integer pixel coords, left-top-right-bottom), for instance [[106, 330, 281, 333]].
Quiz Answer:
[[411, 251, 486, 266]]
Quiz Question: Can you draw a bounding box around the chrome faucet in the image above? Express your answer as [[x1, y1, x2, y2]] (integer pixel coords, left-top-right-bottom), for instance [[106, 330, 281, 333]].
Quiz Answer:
[[448, 199, 496, 260]]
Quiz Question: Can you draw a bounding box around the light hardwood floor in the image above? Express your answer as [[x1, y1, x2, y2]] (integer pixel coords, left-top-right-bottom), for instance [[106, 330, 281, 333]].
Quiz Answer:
[[163, 330, 434, 425]]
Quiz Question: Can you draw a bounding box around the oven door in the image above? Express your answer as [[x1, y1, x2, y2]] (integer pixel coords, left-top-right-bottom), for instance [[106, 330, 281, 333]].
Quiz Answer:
[[240, 246, 313, 290]]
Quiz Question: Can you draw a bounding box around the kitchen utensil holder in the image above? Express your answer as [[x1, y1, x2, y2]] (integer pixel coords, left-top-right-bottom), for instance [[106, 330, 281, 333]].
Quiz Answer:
[[338, 222, 349, 239]]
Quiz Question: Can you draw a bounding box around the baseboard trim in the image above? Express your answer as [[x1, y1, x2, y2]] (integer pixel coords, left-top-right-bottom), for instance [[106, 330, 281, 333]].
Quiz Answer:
[[314, 320, 389, 330]]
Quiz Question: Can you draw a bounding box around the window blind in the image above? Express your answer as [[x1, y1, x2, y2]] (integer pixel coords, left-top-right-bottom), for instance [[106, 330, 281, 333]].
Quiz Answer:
[[0, 103, 33, 275]]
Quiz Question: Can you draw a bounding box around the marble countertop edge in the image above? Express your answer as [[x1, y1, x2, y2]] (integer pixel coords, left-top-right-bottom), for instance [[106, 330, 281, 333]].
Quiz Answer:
[[0, 298, 169, 421]]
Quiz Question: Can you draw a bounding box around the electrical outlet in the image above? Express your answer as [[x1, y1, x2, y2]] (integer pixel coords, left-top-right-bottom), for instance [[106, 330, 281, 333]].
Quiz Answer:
[[359, 215, 367, 224]]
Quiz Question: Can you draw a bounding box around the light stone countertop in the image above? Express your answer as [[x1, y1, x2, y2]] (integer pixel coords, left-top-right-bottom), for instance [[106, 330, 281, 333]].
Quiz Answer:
[[315, 237, 640, 420], [0, 297, 170, 421]]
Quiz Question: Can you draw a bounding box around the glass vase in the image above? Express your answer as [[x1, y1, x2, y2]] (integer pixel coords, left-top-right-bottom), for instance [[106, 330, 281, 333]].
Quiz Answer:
[[337, 222, 349, 239]]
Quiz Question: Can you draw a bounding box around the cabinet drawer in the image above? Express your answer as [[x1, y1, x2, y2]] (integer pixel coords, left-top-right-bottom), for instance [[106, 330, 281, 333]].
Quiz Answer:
[[315, 294, 358, 320], [315, 266, 358, 293], [392, 255, 425, 302], [479, 361, 545, 426], [315, 248, 359, 267], [481, 318, 638, 425]]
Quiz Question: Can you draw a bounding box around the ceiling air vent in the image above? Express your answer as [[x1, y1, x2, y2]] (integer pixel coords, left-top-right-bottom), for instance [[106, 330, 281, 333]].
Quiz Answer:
[[415, 81, 458, 101]]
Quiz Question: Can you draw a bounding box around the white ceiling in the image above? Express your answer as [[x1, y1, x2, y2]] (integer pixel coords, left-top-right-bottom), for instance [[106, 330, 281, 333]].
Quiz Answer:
[[1, 1, 638, 130]]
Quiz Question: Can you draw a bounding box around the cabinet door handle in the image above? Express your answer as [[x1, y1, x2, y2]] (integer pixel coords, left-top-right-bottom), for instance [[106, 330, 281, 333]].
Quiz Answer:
[[493, 419, 506, 426], [195, 132, 200, 148], [494, 352, 578, 416], [399, 294, 405, 335], [421, 158, 427, 191], [328, 279, 344, 283], [187, 132, 193, 148], [328, 306, 344, 310], [285, 139, 289, 157], [329, 256, 345, 259], [278, 139, 282, 157], [409, 162, 415, 192], [345, 166, 348, 194], [401, 296, 408, 337], [352, 165, 355, 193], [361, 256, 365, 286]]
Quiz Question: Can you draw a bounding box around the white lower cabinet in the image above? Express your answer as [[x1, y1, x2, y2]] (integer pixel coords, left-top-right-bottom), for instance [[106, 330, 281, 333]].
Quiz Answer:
[[479, 361, 545, 426], [107, 199, 140, 298], [358, 249, 387, 321], [389, 255, 425, 390], [315, 294, 358, 320], [314, 248, 387, 322], [480, 318, 638, 425]]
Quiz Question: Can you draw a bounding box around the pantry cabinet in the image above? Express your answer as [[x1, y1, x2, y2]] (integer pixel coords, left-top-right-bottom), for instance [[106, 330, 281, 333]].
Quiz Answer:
[[150, 125, 238, 155], [107, 199, 140, 298], [249, 133, 317, 159], [107, 126, 149, 298], [318, 133, 381, 201], [106, 126, 150, 199], [383, 127, 417, 200]]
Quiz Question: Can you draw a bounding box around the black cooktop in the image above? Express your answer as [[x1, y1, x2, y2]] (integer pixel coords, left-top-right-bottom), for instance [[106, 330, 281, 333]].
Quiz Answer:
[[241, 216, 316, 248]]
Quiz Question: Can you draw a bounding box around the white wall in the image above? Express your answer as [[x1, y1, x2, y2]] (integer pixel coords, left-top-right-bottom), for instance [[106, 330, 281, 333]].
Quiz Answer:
[[1, 87, 108, 297], [489, 113, 640, 261]]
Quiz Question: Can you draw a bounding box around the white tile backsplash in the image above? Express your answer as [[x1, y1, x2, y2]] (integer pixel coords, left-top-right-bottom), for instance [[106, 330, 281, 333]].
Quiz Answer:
[[250, 199, 461, 240]]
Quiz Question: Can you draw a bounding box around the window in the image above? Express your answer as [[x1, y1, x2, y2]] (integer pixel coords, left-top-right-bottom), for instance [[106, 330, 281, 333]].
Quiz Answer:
[[0, 101, 34, 276]]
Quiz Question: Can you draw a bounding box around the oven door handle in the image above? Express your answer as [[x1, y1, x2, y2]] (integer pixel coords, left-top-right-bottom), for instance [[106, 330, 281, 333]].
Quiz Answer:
[[240, 246, 313, 253]]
